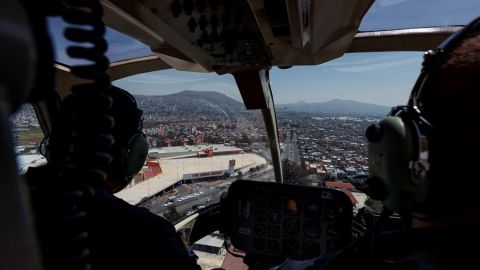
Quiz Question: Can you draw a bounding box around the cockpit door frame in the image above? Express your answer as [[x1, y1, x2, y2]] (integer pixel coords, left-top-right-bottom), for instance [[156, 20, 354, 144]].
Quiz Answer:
[[233, 69, 284, 183]]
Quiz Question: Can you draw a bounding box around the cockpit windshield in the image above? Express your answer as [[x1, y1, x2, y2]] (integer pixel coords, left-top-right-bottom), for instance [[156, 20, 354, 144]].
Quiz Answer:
[[47, 17, 153, 66], [360, 0, 480, 31], [12, 51, 423, 223], [104, 51, 423, 226]]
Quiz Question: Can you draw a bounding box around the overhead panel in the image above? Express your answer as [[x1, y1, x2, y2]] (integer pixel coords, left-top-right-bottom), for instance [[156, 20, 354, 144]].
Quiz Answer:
[[106, 0, 373, 72], [133, 0, 270, 73]]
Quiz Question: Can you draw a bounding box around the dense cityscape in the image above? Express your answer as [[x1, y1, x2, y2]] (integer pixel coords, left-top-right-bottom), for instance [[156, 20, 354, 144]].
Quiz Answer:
[[278, 112, 375, 183], [11, 93, 378, 186]]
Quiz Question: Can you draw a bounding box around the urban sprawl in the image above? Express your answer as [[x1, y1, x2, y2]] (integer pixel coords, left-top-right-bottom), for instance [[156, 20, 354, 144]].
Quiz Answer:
[[12, 104, 377, 184]]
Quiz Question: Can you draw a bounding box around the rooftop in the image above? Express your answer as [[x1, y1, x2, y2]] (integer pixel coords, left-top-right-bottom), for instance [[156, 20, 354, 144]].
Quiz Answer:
[[115, 153, 267, 204], [194, 234, 225, 249], [148, 144, 243, 159]]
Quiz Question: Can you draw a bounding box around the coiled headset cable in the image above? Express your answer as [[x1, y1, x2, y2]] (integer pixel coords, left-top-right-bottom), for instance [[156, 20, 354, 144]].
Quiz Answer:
[[44, 0, 114, 269]]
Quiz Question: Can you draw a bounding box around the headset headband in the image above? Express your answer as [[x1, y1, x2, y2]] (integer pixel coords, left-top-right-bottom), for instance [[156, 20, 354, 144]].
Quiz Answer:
[[109, 86, 143, 131], [410, 16, 480, 107], [402, 16, 480, 181]]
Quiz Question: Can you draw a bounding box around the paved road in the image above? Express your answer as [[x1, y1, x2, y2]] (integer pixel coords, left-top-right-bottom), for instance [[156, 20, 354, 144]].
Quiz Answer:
[[146, 181, 230, 216], [283, 132, 301, 165], [143, 167, 277, 217]]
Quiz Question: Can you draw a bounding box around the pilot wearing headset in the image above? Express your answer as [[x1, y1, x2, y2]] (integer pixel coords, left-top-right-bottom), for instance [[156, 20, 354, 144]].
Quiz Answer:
[[27, 86, 201, 270], [0, 0, 200, 267], [276, 16, 480, 270], [3, 0, 200, 267]]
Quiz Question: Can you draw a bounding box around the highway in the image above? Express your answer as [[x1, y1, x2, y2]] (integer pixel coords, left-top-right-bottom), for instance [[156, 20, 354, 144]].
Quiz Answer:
[[143, 183, 227, 216], [283, 132, 301, 165]]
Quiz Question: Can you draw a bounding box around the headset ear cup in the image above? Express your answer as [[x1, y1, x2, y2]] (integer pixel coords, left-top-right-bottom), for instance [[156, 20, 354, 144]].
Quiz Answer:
[[124, 132, 149, 177], [367, 116, 415, 211]]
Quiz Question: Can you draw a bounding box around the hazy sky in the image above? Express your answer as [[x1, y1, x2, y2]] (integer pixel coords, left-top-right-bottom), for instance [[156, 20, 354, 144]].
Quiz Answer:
[[114, 70, 243, 100], [113, 52, 423, 106], [49, 0, 480, 106]]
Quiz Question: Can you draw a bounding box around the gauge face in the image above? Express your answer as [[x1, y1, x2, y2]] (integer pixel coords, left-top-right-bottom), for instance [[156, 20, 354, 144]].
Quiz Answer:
[[303, 220, 321, 239], [269, 210, 280, 223], [268, 225, 280, 237], [305, 200, 321, 217], [283, 218, 300, 235]]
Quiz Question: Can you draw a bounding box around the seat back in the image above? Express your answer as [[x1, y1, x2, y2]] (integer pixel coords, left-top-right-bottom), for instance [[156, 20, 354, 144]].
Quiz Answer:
[[0, 0, 42, 269]]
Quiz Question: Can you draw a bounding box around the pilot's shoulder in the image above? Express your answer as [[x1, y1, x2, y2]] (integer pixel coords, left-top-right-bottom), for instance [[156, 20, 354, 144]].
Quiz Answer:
[[92, 188, 175, 232]]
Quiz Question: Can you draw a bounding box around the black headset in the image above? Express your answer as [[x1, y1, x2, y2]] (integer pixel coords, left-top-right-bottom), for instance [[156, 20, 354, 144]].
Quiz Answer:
[[365, 16, 480, 213], [112, 87, 149, 192], [42, 86, 149, 193]]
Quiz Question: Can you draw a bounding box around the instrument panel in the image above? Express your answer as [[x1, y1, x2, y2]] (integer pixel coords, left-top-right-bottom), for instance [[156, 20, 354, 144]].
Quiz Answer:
[[224, 180, 353, 260]]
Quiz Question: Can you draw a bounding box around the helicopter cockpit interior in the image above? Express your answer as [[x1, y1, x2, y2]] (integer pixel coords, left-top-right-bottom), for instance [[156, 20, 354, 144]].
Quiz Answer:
[[2, 0, 480, 269]]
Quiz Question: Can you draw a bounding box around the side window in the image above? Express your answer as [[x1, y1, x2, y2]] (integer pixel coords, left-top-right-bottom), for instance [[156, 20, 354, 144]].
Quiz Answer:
[[10, 104, 46, 174]]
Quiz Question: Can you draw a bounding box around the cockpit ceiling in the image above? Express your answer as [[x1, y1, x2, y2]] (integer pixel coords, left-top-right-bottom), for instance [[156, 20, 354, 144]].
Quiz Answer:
[[103, 0, 374, 73], [47, 0, 468, 78]]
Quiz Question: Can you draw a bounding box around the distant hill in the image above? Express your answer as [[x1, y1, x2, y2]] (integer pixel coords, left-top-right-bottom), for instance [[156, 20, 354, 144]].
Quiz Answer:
[[134, 91, 389, 118], [279, 99, 390, 117], [134, 90, 245, 118]]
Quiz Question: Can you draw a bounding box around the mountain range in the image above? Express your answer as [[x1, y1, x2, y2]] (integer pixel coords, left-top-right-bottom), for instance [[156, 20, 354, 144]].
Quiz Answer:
[[134, 91, 389, 117], [134, 90, 245, 118]]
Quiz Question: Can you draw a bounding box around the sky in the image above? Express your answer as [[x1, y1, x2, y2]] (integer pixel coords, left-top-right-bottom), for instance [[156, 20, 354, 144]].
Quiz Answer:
[[113, 70, 243, 101], [46, 17, 153, 65], [360, 0, 480, 32], [49, 0, 480, 106], [113, 52, 423, 106]]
